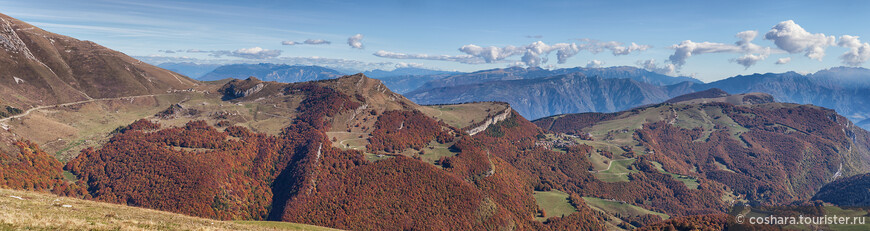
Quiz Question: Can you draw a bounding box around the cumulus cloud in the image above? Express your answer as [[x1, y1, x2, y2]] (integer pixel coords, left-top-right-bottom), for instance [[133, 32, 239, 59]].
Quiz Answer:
[[348, 34, 364, 49], [375, 39, 648, 67], [577, 39, 652, 56], [226, 47, 282, 59], [775, 57, 792, 65], [637, 59, 675, 75], [458, 41, 584, 66], [668, 30, 773, 69], [837, 35, 870, 66], [733, 52, 770, 69], [373, 50, 482, 64], [586, 60, 604, 68], [764, 20, 835, 61], [282, 41, 300, 45]]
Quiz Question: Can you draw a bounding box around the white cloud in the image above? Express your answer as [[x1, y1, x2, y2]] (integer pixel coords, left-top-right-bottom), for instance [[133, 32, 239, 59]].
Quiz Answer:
[[135, 55, 400, 72], [458, 44, 525, 63], [763, 20, 835, 61], [837, 35, 870, 66], [775, 57, 792, 65], [458, 41, 585, 66], [394, 62, 425, 68], [375, 39, 647, 67], [373, 50, 482, 64], [733, 52, 770, 69], [576, 39, 651, 56], [176, 47, 283, 59], [668, 30, 772, 69], [586, 60, 604, 68], [228, 47, 282, 59], [304, 39, 331, 45], [282, 39, 331, 46], [637, 59, 675, 75], [348, 34, 364, 49]]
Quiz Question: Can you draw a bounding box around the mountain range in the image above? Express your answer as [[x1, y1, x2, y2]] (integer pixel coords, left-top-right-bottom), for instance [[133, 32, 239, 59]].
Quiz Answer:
[[198, 63, 345, 82], [408, 66, 870, 131], [362, 67, 460, 78], [406, 73, 696, 119], [2, 12, 870, 231], [156, 62, 222, 79]]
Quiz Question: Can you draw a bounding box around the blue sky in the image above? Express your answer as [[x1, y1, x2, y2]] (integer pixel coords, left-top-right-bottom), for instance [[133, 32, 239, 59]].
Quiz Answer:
[[2, 0, 869, 82]]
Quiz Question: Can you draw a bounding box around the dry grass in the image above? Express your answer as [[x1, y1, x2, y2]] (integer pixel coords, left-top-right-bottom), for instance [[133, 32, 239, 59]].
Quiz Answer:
[[0, 188, 338, 231], [420, 103, 508, 129]]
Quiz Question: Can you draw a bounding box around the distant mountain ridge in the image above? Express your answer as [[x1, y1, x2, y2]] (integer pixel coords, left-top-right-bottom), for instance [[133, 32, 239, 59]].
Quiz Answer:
[[416, 66, 701, 90], [156, 62, 222, 79], [408, 66, 870, 123], [362, 67, 460, 78], [406, 73, 696, 119], [199, 63, 345, 82], [698, 67, 870, 123]]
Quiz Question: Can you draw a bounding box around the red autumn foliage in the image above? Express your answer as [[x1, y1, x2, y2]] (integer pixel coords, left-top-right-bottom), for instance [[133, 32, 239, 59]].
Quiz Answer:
[[0, 140, 88, 197], [366, 110, 454, 152], [638, 214, 784, 231], [636, 103, 851, 204], [534, 112, 617, 134]]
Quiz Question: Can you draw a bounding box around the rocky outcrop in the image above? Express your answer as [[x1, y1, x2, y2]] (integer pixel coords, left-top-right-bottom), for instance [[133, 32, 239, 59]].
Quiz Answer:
[[465, 106, 512, 136]]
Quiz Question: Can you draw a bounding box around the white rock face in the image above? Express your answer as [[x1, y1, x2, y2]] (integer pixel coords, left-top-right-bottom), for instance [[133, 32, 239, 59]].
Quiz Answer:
[[466, 106, 513, 136], [0, 18, 37, 60]]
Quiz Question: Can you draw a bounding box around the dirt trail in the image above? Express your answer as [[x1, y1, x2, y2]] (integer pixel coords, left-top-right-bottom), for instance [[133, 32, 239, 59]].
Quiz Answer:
[[0, 94, 166, 123]]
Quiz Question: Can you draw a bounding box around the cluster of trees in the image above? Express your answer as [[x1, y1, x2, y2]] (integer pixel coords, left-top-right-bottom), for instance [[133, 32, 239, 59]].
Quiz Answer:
[[0, 140, 87, 196], [473, 112, 727, 217], [0, 105, 23, 118], [291, 83, 362, 130], [812, 172, 870, 206], [638, 214, 784, 231], [366, 110, 454, 152], [64, 119, 320, 220], [533, 112, 616, 134]]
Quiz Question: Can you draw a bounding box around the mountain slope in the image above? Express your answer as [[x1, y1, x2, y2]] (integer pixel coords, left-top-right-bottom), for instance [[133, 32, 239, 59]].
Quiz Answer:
[[0, 13, 197, 109], [534, 94, 870, 208], [699, 68, 870, 122], [199, 64, 344, 82], [406, 73, 695, 119]]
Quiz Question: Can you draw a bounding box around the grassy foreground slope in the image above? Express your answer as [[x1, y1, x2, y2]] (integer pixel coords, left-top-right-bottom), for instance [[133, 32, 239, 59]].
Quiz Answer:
[[0, 188, 337, 231]]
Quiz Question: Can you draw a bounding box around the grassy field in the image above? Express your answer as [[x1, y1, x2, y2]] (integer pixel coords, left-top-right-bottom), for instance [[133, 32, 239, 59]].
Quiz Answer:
[[4, 94, 189, 162], [420, 103, 508, 129], [651, 162, 700, 189], [583, 197, 669, 220], [0, 188, 337, 230], [592, 158, 638, 182], [532, 190, 577, 221]]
